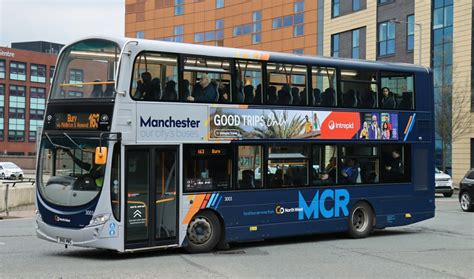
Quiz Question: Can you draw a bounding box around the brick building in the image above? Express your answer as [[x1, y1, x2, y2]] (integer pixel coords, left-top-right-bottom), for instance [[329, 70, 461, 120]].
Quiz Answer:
[[0, 46, 58, 155]]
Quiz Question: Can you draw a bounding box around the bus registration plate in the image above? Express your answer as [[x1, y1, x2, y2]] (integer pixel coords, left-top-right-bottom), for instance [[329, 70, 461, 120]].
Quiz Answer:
[[57, 237, 73, 245]]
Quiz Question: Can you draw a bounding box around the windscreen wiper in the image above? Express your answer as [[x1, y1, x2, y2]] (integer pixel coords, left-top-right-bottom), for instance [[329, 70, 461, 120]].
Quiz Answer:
[[62, 132, 93, 153], [44, 132, 71, 150]]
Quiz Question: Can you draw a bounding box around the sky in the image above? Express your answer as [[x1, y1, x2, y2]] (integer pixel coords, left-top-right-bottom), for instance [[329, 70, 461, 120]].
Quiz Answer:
[[0, 0, 125, 47]]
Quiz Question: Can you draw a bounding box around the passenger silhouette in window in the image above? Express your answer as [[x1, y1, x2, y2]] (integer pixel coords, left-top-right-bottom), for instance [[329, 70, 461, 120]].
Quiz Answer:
[[380, 87, 396, 109]]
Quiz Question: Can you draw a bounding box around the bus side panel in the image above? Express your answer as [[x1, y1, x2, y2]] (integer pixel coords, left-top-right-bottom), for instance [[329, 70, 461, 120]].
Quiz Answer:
[[183, 184, 434, 243]]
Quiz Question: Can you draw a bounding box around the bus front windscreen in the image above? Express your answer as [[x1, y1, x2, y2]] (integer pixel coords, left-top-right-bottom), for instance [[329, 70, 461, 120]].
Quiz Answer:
[[38, 137, 107, 207], [51, 39, 120, 100]]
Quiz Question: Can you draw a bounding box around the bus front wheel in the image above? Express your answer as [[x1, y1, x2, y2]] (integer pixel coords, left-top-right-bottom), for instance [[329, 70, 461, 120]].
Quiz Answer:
[[185, 211, 221, 253], [348, 202, 374, 239]]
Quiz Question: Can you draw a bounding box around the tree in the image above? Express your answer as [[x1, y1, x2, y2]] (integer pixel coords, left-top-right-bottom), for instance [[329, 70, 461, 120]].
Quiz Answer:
[[435, 73, 471, 172]]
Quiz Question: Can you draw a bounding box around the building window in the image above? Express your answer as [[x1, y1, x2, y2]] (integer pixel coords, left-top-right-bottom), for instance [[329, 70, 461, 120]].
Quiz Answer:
[[378, 0, 394, 5], [0, 60, 5, 79], [331, 34, 340, 57], [69, 69, 84, 85], [136, 31, 145, 39], [283, 15, 293, 27], [378, 21, 396, 56], [407, 15, 415, 51], [294, 24, 304, 37], [174, 0, 184, 15], [353, 0, 360, 11], [293, 49, 304, 55], [49, 66, 55, 83], [194, 33, 204, 43], [272, 18, 282, 29], [174, 25, 184, 43], [216, 19, 224, 30], [30, 64, 46, 83], [9, 61, 26, 81], [352, 29, 360, 59], [216, 0, 224, 9], [252, 11, 262, 44], [0, 84, 4, 141], [294, 1, 304, 13], [293, 2, 304, 37], [332, 0, 340, 17], [8, 85, 26, 142]]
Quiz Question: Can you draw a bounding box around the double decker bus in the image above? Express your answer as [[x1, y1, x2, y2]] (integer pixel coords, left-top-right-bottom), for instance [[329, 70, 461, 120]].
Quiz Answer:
[[36, 37, 434, 253]]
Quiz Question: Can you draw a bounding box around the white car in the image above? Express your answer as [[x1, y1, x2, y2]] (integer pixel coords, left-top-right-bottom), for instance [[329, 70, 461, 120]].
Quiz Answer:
[[435, 167, 453, 197], [0, 162, 24, 180]]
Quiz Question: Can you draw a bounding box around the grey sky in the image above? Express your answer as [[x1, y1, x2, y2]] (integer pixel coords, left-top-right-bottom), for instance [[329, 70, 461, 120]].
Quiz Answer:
[[0, 0, 124, 47]]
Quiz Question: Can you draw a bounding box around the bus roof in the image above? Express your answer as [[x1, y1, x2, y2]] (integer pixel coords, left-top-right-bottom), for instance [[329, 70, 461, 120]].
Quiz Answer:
[[67, 36, 431, 75]]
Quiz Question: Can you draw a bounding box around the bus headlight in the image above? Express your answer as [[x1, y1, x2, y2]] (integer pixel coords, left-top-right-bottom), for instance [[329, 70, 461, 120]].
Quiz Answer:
[[88, 214, 110, 227]]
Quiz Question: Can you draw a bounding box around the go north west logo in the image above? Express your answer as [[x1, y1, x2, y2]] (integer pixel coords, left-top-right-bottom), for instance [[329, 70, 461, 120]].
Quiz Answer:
[[275, 189, 350, 220]]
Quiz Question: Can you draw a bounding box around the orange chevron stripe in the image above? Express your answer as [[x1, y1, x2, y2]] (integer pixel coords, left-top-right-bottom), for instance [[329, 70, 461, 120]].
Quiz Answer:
[[404, 115, 413, 134], [182, 194, 206, 224]]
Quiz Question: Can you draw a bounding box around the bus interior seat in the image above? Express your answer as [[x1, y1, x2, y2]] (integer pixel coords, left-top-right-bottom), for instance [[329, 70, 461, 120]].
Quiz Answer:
[[267, 86, 277, 104], [162, 80, 177, 101], [398, 91, 413, 109], [291, 87, 300, 105], [313, 88, 321, 106], [243, 84, 254, 104], [90, 80, 103, 98], [240, 170, 256, 189], [151, 78, 162, 100], [103, 81, 115, 97]]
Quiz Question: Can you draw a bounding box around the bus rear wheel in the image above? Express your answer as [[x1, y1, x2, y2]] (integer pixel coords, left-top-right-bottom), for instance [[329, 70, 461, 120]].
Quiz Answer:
[[185, 211, 221, 253], [348, 202, 374, 239]]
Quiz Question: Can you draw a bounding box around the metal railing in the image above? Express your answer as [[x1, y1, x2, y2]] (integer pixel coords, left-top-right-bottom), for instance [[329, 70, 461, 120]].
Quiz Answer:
[[1, 178, 35, 217]]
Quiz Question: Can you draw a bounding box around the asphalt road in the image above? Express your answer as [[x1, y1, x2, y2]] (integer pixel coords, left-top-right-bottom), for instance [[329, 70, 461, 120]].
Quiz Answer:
[[1, 195, 473, 279]]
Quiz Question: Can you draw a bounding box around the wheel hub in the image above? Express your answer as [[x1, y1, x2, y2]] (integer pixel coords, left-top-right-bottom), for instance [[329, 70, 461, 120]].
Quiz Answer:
[[187, 216, 212, 245]]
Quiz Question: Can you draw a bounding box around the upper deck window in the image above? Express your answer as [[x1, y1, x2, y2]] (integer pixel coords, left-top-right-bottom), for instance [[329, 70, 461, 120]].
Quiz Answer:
[[183, 56, 231, 103], [50, 39, 120, 100], [380, 72, 414, 110], [131, 52, 179, 101], [266, 63, 308, 106]]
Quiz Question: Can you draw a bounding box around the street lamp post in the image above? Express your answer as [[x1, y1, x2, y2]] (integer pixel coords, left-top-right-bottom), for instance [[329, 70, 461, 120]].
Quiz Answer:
[[390, 19, 423, 65]]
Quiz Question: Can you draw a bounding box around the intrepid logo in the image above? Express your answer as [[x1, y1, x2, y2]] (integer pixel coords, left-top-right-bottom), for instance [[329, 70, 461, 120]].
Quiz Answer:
[[334, 121, 354, 130], [54, 215, 71, 223], [140, 116, 201, 128]]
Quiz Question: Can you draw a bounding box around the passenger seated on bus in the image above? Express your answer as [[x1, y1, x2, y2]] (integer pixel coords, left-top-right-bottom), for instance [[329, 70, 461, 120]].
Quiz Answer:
[[240, 170, 256, 189], [299, 89, 307, 105], [162, 80, 177, 101], [313, 88, 321, 106], [278, 85, 292, 105], [135, 72, 156, 100], [254, 84, 262, 104], [321, 156, 337, 183], [383, 149, 404, 182], [362, 168, 377, 184], [188, 74, 218, 102], [291, 87, 300, 105], [380, 87, 397, 109], [320, 87, 335, 106], [398, 91, 413, 110], [234, 79, 245, 103], [342, 89, 357, 107], [103, 80, 115, 98], [91, 80, 103, 98], [359, 90, 375, 108], [271, 169, 284, 187], [267, 86, 277, 104], [243, 84, 254, 104], [181, 79, 191, 100], [340, 158, 358, 184], [150, 78, 162, 100], [218, 83, 230, 103]]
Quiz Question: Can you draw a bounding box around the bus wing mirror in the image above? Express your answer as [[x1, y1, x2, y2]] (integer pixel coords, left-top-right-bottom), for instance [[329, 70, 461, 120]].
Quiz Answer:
[[95, 147, 107, 165]]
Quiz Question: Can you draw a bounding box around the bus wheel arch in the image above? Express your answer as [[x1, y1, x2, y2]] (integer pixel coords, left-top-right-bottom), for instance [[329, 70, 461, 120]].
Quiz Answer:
[[184, 209, 225, 253], [347, 200, 375, 239]]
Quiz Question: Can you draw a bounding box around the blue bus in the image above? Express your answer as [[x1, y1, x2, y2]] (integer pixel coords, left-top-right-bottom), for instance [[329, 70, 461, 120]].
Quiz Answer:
[[35, 37, 434, 253]]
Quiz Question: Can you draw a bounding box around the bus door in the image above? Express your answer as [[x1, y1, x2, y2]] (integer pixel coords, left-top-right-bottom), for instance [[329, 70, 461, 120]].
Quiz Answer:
[[125, 147, 178, 249]]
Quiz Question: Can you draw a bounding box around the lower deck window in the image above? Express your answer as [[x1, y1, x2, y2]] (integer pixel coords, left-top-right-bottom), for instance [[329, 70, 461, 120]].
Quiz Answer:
[[184, 145, 231, 192]]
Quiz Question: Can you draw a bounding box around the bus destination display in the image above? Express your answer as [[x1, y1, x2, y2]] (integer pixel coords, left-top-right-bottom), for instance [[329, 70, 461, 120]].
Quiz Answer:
[[45, 112, 111, 131]]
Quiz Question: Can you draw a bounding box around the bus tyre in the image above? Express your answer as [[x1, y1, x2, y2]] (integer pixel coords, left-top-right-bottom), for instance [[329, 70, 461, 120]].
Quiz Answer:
[[185, 211, 221, 253], [348, 202, 374, 239]]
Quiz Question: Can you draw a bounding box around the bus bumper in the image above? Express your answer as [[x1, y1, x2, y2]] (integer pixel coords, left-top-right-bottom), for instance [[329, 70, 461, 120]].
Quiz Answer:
[[35, 218, 122, 251]]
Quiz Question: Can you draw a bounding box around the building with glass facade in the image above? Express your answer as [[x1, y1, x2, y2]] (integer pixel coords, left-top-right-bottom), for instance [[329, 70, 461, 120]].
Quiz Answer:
[[0, 46, 57, 155], [124, 0, 473, 184]]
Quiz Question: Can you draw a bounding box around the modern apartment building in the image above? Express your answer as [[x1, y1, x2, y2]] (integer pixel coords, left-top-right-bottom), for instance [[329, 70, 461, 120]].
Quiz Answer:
[[0, 46, 57, 155], [124, 0, 473, 183]]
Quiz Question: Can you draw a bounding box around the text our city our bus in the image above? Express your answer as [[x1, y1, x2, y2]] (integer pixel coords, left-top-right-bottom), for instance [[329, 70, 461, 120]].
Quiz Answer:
[[35, 37, 434, 253]]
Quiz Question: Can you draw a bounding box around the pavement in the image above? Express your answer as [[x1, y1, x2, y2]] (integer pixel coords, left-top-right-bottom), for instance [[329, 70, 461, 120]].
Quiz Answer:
[[0, 194, 473, 278]]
